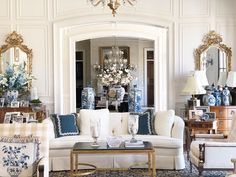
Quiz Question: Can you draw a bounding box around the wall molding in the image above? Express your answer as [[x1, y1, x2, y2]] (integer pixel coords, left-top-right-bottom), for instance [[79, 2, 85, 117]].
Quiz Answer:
[[16, 0, 48, 20]]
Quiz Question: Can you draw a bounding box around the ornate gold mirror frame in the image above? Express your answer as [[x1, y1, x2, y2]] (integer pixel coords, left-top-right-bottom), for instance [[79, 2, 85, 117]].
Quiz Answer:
[[0, 31, 32, 75], [194, 30, 232, 71]]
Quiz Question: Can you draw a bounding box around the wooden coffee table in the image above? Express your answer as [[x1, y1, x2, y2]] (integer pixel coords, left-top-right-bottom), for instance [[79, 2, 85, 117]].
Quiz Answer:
[[70, 141, 156, 177]]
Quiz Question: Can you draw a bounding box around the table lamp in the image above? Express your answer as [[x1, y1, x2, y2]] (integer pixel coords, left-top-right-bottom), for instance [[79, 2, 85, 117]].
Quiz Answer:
[[217, 71, 227, 86], [226, 71, 236, 105], [182, 72, 206, 108]]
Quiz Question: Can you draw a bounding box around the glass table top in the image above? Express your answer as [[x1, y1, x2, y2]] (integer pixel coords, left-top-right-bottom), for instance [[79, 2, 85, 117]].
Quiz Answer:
[[73, 141, 153, 151]]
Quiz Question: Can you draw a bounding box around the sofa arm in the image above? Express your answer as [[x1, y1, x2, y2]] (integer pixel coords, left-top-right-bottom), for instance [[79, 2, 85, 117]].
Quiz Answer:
[[171, 116, 184, 139]]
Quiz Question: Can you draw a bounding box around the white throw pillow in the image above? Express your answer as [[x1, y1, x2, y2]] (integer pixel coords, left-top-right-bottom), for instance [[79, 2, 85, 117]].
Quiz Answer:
[[154, 109, 175, 137], [79, 109, 110, 138], [227, 115, 236, 142]]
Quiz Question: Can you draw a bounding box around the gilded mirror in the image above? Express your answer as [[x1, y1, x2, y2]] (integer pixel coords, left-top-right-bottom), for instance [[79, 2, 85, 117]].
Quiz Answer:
[[194, 31, 232, 85], [0, 31, 32, 76]]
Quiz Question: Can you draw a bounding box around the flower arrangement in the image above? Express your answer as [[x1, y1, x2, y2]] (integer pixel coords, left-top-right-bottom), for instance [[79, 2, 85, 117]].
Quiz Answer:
[[94, 63, 136, 86], [0, 62, 35, 93]]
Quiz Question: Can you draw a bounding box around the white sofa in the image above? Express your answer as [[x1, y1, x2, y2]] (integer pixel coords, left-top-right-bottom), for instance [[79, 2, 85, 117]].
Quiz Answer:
[[43, 109, 185, 171]]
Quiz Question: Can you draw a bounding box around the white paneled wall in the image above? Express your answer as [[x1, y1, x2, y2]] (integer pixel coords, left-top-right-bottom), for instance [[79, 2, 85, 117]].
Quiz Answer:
[[0, 0, 235, 115]]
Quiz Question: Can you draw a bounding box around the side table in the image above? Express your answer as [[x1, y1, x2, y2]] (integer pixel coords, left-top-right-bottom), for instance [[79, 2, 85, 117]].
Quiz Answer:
[[185, 119, 215, 159]]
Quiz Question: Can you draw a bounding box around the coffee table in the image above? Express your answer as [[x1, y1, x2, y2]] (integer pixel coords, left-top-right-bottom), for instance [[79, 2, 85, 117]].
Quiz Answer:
[[70, 141, 156, 177]]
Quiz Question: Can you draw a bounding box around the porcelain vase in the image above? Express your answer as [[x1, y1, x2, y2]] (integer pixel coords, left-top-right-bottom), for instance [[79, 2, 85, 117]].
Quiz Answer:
[[128, 85, 142, 112], [6, 90, 18, 105], [81, 86, 95, 109]]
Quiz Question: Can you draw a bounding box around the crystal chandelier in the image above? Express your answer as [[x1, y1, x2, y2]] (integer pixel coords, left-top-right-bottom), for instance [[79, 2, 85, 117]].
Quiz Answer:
[[93, 46, 136, 86], [89, 0, 137, 16]]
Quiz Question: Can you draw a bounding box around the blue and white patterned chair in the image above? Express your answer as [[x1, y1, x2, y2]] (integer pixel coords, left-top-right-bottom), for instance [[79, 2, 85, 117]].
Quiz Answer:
[[0, 123, 49, 177]]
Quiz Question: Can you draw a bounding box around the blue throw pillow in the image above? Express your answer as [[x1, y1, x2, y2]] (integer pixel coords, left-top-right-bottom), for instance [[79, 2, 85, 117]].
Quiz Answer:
[[50, 113, 79, 138], [132, 109, 156, 135]]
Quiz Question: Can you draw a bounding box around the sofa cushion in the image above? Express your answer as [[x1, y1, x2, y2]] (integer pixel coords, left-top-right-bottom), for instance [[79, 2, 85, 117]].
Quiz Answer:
[[154, 110, 175, 137], [137, 109, 155, 135], [0, 135, 40, 177], [79, 109, 110, 138], [50, 113, 79, 138]]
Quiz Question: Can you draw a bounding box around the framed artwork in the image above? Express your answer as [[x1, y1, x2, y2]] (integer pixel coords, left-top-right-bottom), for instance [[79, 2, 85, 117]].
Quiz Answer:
[[99, 46, 130, 66], [202, 112, 216, 121], [11, 101, 19, 108], [28, 112, 36, 121], [189, 110, 203, 120], [195, 106, 210, 113], [12, 115, 23, 123], [4, 112, 20, 123], [4, 114, 11, 123]]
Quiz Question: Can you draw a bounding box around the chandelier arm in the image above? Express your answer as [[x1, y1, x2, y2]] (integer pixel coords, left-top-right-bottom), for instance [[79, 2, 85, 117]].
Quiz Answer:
[[90, 0, 103, 6], [126, 0, 136, 5]]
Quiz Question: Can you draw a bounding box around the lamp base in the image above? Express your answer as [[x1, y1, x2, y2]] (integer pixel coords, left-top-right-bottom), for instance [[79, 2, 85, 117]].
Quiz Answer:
[[187, 99, 200, 109]]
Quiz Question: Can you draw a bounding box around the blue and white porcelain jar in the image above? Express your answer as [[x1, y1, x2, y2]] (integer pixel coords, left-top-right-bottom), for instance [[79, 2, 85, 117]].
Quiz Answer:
[[222, 86, 231, 106], [81, 86, 95, 109], [128, 85, 142, 112]]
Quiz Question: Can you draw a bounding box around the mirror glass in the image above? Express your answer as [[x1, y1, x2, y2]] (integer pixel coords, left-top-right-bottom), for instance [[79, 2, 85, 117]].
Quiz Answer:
[[1, 47, 28, 73], [200, 47, 227, 85], [195, 31, 231, 86], [0, 31, 32, 77]]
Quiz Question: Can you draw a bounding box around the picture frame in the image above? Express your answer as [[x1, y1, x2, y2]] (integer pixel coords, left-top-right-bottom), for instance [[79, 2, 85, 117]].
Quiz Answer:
[[12, 115, 23, 123], [28, 112, 36, 121], [20, 100, 29, 107], [22, 113, 30, 123], [5, 112, 21, 123], [4, 114, 11, 123], [0, 98, 5, 107], [195, 106, 210, 113], [11, 101, 19, 108], [202, 112, 216, 121], [189, 109, 203, 120], [99, 46, 130, 66]]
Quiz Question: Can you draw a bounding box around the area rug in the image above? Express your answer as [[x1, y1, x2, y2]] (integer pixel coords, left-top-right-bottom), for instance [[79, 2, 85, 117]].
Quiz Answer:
[[49, 157, 231, 177]]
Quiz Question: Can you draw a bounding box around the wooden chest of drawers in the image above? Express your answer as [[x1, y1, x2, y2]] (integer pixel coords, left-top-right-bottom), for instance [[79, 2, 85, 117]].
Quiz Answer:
[[210, 106, 236, 135]]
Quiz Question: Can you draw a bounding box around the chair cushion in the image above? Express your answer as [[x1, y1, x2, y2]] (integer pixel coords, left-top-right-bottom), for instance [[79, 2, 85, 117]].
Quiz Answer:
[[79, 109, 110, 139], [228, 115, 236, 142], [154, 109, 175, 137], [50, 113, 79, 138], [0, 135, 40, 177]]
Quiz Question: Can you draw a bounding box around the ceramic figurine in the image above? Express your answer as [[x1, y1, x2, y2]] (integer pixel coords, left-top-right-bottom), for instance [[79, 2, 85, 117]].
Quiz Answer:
[[222, 86, 231, 106]]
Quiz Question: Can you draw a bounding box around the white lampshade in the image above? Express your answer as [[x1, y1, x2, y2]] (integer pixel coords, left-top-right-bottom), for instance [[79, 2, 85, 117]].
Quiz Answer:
[[227, 71, 236, 87], [217, 71, 227, 86], [182, 74, 206, 95], [194, 70, 209, 86]]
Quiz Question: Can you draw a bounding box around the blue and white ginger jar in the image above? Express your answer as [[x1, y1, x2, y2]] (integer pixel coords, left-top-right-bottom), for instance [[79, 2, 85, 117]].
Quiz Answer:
[[81, 87, 95, 109], [128, 85, 142, 112]]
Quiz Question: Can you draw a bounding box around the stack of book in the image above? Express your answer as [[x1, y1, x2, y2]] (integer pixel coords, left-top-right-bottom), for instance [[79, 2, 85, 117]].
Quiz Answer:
[[125, 140, 144, 148]]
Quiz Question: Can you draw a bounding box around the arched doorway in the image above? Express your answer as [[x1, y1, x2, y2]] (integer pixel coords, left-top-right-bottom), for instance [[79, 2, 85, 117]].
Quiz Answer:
[[54, 21, 168, 114]]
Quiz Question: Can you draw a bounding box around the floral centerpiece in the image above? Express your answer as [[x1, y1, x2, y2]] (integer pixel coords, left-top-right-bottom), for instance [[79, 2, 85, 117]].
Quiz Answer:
[[0, 62, 35, 92], [0, 62, 35, 103], [94, 63, 136, 86]]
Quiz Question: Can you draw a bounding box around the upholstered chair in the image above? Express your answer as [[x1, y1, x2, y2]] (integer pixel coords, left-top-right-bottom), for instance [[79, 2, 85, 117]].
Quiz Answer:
[[190, 115, 236, 176], [0, 123, 49, 177]]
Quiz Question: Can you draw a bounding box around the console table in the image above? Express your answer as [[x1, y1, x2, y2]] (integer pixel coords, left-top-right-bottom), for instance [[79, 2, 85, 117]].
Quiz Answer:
[[0, 107, 46, 123]]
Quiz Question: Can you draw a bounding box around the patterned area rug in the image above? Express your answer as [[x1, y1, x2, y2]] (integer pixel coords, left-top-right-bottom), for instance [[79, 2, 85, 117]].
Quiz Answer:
[[49, 157, 232, 177]]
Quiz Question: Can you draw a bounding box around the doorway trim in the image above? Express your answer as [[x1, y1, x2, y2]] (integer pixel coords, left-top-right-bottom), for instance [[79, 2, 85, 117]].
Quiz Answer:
[[54, 21, 168, 114]]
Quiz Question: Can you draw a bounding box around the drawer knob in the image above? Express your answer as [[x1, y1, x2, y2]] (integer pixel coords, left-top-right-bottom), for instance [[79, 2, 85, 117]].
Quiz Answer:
[[231, 110, 235, 115]]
